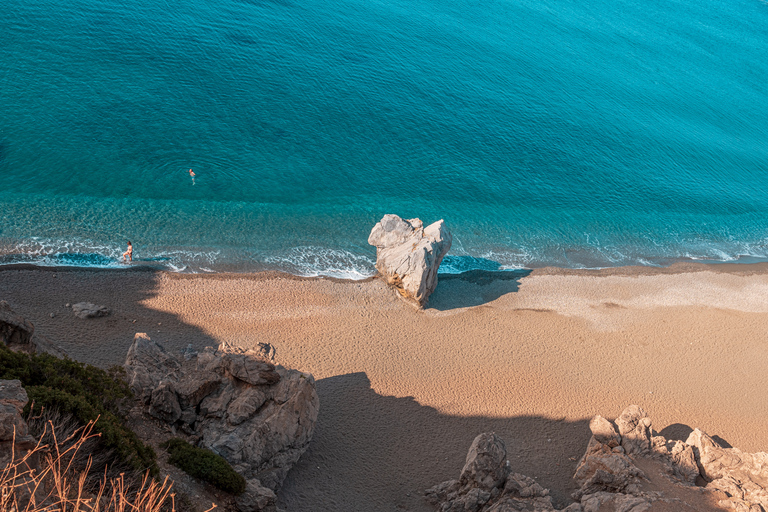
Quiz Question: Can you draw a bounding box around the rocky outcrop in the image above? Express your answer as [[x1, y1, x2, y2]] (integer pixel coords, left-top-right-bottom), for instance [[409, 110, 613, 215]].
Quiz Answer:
[[686, 428, 768, 510], [571, 405, 767, 511], [0, 379, 37, 458], [0, 301, 66, 357], [368, 214, 452, 307], [426, 432, 557, 511], [428, 406, 768, 512], [71, 302, 111, 319], [124, 334, 319, 511]]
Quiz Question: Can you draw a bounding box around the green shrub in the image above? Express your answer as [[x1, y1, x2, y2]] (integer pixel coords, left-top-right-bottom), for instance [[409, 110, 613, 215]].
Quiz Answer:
[[162, 438, 246, 495], [0, 344, 157, 476]]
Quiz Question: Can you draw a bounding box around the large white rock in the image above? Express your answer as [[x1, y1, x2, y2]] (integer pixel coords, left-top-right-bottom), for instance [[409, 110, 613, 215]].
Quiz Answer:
[[368, 214, 452, 307]]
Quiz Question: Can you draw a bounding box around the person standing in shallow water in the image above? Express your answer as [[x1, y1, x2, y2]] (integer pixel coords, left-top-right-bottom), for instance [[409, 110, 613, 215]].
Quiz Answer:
[[122, 241, 133, 262]]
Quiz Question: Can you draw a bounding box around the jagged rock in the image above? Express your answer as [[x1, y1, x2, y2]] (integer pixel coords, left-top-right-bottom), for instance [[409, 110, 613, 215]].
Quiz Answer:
[[426, 432, 556, 512], [236, 479, 281, 512], [223, 352, 280, 386], [71, 302, 110, 319], [686, 428, 768, 511], [124, 336, 319, 499], [124, 333, 183, 403], [0, 380, 35, 449], [590, 415, 621, 448], [580, 492, 651, 512], [0, 301, 67, 357], [572, 437, 645, 500], [615, 405, 652, 456], [149, 381, 181, 424], [461, 433, 510, 490], [650, 437, 699, 485], [368, 214, 452, 307]]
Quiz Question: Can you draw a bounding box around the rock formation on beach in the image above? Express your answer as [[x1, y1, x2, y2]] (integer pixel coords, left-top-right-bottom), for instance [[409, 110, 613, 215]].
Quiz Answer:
[[428, 405, 768, 511], [124, 333, 319, 512], [368, 214, 452, 307]]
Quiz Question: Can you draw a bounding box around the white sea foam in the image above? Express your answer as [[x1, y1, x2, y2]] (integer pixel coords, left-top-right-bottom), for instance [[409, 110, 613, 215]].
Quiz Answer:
[[264, 246, 376, 280]]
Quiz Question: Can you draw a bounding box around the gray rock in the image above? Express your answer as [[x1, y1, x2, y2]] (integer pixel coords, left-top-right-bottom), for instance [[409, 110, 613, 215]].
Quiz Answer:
[[615, 405, 652, 456], [148, 381, 181, 424], [235, 479, 280, 512], [573, 437, 645, 500], [223, 352, 280, 386], [460, 433, 510, 491], [590, 415, 621, 448], [368, 214, 452, 307], [71, 302, 110, 319], [124, 333, 182, 403], [686, 428, 768, 511], [426, 432, 556, 512], [0, 380, 35, 448], [175, 371, 220, 410], [123, 336, 319, 494], [580, 492, 652, 512]]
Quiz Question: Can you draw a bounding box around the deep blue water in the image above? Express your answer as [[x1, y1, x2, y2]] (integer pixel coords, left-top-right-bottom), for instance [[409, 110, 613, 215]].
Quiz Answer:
[[2, 0, 767, 277]]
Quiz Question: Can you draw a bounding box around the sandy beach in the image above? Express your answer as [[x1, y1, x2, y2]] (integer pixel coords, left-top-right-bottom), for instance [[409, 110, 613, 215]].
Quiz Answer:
[[1, 264, 767, 510]]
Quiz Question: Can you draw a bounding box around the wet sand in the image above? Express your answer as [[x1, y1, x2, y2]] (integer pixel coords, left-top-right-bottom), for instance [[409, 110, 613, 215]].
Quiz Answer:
[[1, 263, 766, 510]]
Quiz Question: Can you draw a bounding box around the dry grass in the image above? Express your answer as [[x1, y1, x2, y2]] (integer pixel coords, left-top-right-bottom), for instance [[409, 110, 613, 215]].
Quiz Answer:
[[0, 420, 217, 512]]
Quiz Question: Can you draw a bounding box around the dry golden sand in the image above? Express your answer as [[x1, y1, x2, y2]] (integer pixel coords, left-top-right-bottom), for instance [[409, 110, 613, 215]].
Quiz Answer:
[[1, 264, 767, 511]]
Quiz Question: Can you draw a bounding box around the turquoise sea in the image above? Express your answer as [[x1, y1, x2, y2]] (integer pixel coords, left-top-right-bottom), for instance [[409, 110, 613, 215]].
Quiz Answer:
[[2, 0, 767, 277]]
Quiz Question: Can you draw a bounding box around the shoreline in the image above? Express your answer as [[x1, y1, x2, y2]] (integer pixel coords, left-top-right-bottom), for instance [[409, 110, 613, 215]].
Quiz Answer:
[[1, 263, 767, 510]]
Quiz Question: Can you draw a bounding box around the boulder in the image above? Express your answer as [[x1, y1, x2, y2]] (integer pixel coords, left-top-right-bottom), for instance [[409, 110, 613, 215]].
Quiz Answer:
[[71, 302, 110, 319], [426, 432, 556, 512], [368, 214, 452, 307], [124, 335, 319, 505]]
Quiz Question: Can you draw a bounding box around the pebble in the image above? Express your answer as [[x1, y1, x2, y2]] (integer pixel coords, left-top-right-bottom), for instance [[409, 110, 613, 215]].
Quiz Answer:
[[49, 313, 55, 318]]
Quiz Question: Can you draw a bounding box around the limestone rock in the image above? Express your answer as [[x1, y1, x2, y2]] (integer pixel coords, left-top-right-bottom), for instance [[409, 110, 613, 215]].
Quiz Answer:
[[123, 336, 319, 495], [368, 214, 452, 307], [71, 302, 110, 319], [426, 432, 556, 512], [573, 437, 645, 500], [460, 432, 510, 490], [580, 492, 652, 512], [615, 405, 652, 456], [124, 333, 182, 403], [590, 415, 621, 448], [236, 479, 280, 512], [686, 428, 768, 511], [148, 381, 181, 424], [223, 352, 280, 386], [0, 380, 35, 449]]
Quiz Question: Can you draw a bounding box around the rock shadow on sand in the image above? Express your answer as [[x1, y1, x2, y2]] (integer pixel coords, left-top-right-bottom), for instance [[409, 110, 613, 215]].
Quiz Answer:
[[427, 269, 532, 311], [0, 266, 221, 367], [278, 371, 589, 512]]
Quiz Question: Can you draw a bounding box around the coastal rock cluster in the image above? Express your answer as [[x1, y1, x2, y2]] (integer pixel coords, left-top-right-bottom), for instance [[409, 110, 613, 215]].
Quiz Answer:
[[124, 334, 319, 512], [368, 214, 452, 307], [428, 405, 768, 512]]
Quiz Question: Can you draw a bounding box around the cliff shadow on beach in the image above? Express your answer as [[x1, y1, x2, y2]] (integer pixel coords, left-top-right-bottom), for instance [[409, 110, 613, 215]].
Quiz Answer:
[[278, 371, 589, 512], [427, 269, 532, 311], [0, 266, 221, 368]]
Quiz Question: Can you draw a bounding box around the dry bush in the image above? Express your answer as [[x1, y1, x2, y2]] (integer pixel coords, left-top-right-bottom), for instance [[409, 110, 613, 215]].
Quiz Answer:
[[0, 419, 217, 512]]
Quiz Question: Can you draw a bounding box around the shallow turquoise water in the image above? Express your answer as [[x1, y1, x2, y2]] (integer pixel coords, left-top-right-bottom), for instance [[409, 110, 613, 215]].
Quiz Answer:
[[2, 0, 767, 276]]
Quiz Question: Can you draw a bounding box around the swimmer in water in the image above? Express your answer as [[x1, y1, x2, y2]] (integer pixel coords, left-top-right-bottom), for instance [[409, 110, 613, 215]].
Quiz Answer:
[[189, 168, 196, 185]]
